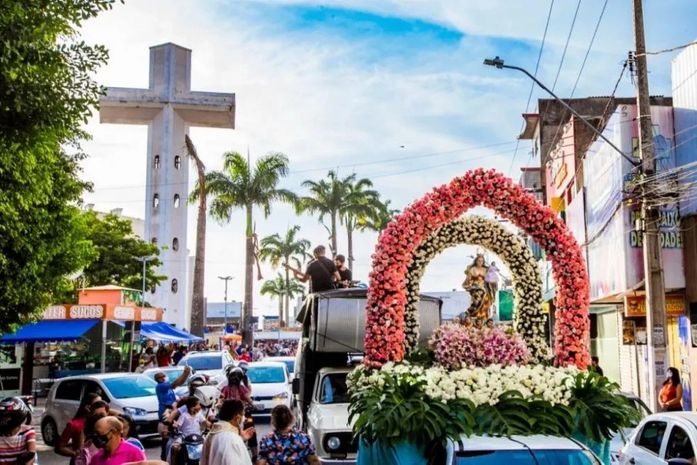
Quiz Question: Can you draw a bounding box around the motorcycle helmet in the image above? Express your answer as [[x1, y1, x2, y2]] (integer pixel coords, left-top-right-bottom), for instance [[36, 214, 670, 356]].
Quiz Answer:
[[193, 386, 220, 409], [188, 373, 209, 390], [226, 367, 244, 386], [0, 398, 29, 433], [236, 361, 249, 374]]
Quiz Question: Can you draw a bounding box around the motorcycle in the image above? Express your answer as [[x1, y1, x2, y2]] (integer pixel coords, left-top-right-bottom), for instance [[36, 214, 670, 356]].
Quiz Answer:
[[177, 433, 204, 465]]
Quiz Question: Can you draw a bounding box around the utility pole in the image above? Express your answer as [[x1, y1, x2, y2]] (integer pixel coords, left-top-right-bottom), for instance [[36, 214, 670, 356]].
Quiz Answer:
[[634, 0, 668, 411], [135, 255, 155, 372], [218, 276, 234, 334]]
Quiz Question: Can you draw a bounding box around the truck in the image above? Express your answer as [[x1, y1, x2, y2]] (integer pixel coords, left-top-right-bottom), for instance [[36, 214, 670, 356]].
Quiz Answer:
[[292, 288, 442, 464]]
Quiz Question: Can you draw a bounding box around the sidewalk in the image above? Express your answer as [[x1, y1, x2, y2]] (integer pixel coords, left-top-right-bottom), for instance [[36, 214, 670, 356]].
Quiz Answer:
[[30, 398, 52, 451]]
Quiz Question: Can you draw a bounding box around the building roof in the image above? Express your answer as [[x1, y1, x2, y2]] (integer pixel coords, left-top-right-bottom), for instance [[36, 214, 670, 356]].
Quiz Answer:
[[79, 284, 141, 292]]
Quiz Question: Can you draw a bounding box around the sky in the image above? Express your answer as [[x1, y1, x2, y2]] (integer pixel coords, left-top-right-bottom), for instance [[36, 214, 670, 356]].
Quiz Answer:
[[77, 0, 696, 316]]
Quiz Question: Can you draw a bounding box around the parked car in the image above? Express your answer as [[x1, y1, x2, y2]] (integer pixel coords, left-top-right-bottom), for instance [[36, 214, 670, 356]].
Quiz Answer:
[[610, 392, 652, 463], [245, 361, 292, 416], [446, 434, 603, 464], [619, 412, 697, 465], [176, 351, 235, 379], [265, 356, 296, 376], [41, 373, 160, 446]]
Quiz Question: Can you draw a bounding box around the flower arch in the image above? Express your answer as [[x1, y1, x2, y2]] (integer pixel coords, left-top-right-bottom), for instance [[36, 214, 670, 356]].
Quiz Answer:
[[365, 168, 589, 368], [405, 215, 549, 362]]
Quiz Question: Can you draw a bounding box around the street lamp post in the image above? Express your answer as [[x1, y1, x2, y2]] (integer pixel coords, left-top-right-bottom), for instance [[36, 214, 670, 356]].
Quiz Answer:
[[482, 57, 638, 167], [218, 276, 234, 334], [133, 256, 156, 371]]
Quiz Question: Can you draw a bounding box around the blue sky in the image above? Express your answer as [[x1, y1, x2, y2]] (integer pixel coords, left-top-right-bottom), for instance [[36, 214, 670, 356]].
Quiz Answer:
[[79, 0, 697, 315]]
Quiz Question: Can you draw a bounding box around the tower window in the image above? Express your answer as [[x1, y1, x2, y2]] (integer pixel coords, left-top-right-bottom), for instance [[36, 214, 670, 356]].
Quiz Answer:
[[150, 285, 156, 294], [171, 279, 178, 293], [153, 155, 160, 169], [151, 237, 158, 245], [174, 155, 182, 170], [173, 194, 180, 208], [153, 193, 160, 209], [172, 237, 179, 251]]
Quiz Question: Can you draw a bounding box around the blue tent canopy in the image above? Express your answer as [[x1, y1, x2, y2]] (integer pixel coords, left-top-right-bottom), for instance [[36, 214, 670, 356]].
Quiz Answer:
[[1, 319, 100, 343], [143, 322, 203, 342]]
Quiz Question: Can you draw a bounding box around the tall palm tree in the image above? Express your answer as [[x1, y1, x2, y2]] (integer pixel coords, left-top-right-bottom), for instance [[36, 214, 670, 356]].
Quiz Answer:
[[340, 177, 384, 271], [260, 274, 305, 326], [297, 170, 351, 255], [185, 135, 206, 337], [194, 152, 295, 345], [259, 226, 311, 324]]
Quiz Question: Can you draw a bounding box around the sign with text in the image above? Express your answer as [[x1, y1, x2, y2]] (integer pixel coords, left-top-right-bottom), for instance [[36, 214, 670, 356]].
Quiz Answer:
[[624, 294, 686, 318], [44, 304, 162, 321]]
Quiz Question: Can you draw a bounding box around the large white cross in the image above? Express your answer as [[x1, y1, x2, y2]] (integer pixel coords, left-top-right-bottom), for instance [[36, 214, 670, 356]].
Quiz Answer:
[[100, 43, 235, 329]]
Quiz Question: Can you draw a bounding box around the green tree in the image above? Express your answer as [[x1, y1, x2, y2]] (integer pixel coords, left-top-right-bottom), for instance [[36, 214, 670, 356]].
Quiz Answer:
[[195, 152, 295, 345], [82, 212, 165, 293], [339, 177, 385, 271], [260, 274, 305, 326], [298, 170, 351, 255], [259, 226, 311, 323], [185, 135, 207, 337], [0, 1, 119, 333]]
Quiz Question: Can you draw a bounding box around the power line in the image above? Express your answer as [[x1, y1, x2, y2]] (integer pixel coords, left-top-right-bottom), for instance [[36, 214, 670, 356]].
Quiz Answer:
[[636, 39, 697, 57], [510, 0, 556, 172], [551, 0, 582, 92]]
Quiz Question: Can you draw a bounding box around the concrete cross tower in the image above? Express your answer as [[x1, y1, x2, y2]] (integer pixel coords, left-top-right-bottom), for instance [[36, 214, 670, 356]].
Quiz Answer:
[[99, 43, 235, 329]]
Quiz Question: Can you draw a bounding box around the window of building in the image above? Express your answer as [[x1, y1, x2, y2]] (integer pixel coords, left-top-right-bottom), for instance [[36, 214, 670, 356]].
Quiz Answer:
[[174, 155, 181, 170], [171, 279, 178, 293], [153, 155, 160, 170], [150, 285, 156, 294], [636, 420, 667, 455], [151, 237, 158, 245], [174, 194, 180, 208], [153, 194, 159, 209], [172, 237, 179, 251]]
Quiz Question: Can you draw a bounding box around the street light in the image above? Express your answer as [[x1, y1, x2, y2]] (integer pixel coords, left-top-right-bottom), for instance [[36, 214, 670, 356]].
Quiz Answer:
[[218, 276, 234, 333], [483, 56, 639, 167], [132, 255, 156, 371]]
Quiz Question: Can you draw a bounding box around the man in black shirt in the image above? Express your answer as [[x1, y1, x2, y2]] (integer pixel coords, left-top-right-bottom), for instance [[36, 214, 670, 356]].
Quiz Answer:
[[334, 254, 353, 288], [287, 245, 341, 293]]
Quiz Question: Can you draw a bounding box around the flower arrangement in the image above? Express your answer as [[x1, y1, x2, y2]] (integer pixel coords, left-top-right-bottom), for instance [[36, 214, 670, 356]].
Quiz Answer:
[[365, 168, 589, 368], [348, 362, 639, 446], [404, 215, 549, 361], [430, 324, 530, 369]]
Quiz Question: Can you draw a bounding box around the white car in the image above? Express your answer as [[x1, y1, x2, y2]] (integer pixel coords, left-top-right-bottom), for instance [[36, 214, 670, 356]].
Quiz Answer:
[[41, 374, 160, 446], [245, 361, 292, 415], [447, 434, 602, 464], [619, 412, 697, 465], [304, 367, 355, 464], [265, 356, 296, 376], [610, 393, 652, 463], [176, 350, 235, 379]]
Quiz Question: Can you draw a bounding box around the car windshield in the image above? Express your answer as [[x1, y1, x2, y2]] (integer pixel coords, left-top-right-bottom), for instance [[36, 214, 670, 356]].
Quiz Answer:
[[319, 373, 349, 404], [103, 376, 158, 399], [454, 450, 599, 465], [247, 366, 286, 384], [179, 355, 221, 371], [281, 360, 295, 374]]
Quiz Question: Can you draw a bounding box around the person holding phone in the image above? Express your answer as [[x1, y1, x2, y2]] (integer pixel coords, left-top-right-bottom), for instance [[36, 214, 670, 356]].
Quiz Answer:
[[284, 245, 340, 293]]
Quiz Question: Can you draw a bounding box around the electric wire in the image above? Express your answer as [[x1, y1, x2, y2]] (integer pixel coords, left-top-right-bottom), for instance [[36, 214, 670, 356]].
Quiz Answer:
[[551, 0, 582, 92]]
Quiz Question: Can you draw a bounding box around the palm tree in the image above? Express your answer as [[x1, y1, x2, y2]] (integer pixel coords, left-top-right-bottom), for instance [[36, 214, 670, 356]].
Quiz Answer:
[[259, 226, 311, 324], [339, 177, 384, 271], [260, 274, 306, 326], [185, 135, 206, 337], [194, 151, 295, 345], [297, 170, 351, 255]]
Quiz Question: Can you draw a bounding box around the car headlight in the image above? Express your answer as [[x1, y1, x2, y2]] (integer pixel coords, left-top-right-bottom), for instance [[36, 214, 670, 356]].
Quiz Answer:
[[273, 392, 289, 400], [326, 435, 342, 451], [123, 407, 148, 417]]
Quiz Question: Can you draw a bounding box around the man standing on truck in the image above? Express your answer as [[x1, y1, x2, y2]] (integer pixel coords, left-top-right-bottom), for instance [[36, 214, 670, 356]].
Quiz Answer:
[[285, 245, 341, 293]]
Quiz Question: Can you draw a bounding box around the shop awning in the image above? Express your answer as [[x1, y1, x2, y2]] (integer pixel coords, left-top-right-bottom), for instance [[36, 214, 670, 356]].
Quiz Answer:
[[141, 322, 203, 342], [1, 319, 100, 343]]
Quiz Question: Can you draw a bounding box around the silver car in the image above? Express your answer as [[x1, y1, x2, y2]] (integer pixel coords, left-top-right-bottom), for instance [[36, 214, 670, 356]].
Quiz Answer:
[[41, 373, 160, 446]]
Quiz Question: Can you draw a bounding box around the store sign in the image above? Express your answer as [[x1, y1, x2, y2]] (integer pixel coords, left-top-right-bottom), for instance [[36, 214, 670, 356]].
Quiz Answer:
[[140, 308, 158, 321], [43, 306, 67, 319], [69, 305, 104, 319], [0, 368, 20, 392], [624, 294, 685, 317], [113, 306, 135, 320]]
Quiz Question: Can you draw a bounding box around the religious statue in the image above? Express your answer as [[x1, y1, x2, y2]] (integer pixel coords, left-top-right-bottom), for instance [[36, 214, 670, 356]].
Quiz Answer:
[[462, 254, 496, 321]]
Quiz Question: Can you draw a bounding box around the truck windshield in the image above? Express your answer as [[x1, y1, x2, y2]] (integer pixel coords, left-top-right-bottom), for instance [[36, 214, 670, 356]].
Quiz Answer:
[[454, 449, 599, 465], [319, 373, 349, 404]]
